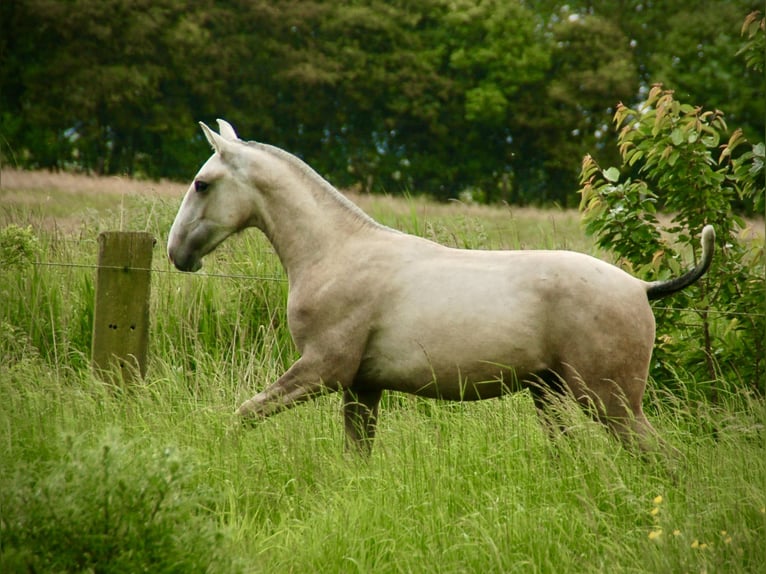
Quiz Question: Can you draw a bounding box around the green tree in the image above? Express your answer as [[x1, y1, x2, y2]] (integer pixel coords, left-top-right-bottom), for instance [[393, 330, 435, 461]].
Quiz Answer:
[[512, 11, 638, 205], [1, 0, 762, 211], [522, 0, 762, 206], [436, 0, 550, 201], [648, 1, 764, 143], [579, 86, 764, 398], [2, 0, 191, 175], [268, 0, 452, 194]]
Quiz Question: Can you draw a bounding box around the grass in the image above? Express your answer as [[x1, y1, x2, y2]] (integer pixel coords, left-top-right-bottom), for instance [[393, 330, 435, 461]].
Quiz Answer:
[[1, 171, 765, 573]]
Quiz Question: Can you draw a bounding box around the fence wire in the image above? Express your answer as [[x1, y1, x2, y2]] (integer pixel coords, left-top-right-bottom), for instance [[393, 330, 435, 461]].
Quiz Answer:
[[25, 260, 766, 319], [31, 260, 288, 283]]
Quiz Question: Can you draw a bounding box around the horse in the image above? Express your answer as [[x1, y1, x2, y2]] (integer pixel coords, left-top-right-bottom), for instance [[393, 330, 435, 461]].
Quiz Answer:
[[168, 119, 715, 455]]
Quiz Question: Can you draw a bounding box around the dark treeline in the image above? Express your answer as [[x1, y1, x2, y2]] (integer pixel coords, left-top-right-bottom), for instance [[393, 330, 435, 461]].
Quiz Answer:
[[0, 0, 762, 206]]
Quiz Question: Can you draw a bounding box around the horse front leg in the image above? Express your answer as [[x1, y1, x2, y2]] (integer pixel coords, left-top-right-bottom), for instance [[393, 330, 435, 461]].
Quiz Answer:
[[343, 388, 383, 455], [235, 357, 343, 420]]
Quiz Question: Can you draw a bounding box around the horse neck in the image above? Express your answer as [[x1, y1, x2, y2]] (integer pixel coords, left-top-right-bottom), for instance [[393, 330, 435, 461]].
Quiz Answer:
[[251, 144, 385, 278]]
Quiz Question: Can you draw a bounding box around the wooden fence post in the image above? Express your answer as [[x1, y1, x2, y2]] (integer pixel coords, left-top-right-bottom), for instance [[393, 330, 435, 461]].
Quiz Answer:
[[92, 231, 155, 384]]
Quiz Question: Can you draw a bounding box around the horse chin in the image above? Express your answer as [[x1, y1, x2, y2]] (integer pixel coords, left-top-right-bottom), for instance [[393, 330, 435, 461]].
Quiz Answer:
[[183, 257, 203, 272], [171, 253, 203, 272]]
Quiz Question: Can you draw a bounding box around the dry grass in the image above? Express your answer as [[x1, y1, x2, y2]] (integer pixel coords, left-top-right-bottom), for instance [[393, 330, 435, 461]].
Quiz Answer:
[[2, 167, 761, 243], [0, 167, 186, 197], [0, 168, 586, 250], [0, 168, 186, 233], [0, 167, 571, 221]]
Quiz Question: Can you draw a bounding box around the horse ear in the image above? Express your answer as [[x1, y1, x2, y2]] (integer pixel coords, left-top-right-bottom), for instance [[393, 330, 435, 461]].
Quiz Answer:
[[199, 121, 230, 155], [216, 118, 238, 141]]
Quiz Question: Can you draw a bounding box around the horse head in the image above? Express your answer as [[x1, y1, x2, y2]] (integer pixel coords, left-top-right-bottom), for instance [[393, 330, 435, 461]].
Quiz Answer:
[[167, 119, 259, 272]]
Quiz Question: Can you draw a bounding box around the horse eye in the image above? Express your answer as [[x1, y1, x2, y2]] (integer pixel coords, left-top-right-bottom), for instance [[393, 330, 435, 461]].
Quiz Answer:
[[194, 180, 209, 193]]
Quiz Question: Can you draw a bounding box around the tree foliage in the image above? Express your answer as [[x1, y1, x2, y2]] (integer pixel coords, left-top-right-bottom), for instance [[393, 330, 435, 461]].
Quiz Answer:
[[0, 0, 762, 207], [579, 86, 765, 398]]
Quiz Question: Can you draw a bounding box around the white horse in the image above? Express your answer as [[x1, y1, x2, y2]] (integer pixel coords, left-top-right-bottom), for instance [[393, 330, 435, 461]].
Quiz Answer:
[[168, 119, 714, 455]]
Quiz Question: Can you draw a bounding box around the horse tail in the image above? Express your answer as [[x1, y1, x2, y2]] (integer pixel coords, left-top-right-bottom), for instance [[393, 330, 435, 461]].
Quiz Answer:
[[645, 225, 715, 301]]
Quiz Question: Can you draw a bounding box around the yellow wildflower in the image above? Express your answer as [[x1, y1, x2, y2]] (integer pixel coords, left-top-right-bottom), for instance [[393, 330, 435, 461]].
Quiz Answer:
[[672, 529, 681, 536], [653, 495, 663, 505], [650, 506, 660, 516], [648, 529, 662, 540]]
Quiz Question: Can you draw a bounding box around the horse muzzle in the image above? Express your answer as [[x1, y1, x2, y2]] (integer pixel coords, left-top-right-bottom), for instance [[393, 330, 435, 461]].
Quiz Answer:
[[167, 245, 203, 272]]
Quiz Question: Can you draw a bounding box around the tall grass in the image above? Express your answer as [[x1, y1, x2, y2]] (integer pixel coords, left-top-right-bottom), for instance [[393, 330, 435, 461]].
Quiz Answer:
[[1, 186, 764, 573]]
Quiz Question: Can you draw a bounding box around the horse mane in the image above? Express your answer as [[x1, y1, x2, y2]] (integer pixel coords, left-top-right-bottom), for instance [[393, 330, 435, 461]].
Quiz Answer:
[[245, 141, 390, 232]]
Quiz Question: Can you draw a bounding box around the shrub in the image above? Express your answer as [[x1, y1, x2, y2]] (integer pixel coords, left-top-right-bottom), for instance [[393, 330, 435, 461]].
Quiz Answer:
[[578, 85, 764, 399], [0, 224, 40, 270], [0, 431, 240, 573]]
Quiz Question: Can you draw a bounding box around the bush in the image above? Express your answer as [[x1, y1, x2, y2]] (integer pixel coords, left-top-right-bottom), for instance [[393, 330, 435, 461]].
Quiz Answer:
[[578, 85, 764, 399], [0, 431, 240, 573], [0, 224, 39, 270]]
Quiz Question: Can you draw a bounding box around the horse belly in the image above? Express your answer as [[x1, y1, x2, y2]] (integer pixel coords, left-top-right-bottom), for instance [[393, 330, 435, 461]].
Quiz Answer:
[[352, 245, 645, 400], [357, 289, 550, 399]]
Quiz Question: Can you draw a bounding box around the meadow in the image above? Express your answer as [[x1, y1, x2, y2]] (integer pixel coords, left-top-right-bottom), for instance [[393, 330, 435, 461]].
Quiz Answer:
[[1, 170, 764, 573]]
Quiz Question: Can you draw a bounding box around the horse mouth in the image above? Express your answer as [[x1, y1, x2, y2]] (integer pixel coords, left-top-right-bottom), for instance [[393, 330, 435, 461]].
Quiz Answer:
[[169, 251, 203, 272], [181, 259, 203, 272]]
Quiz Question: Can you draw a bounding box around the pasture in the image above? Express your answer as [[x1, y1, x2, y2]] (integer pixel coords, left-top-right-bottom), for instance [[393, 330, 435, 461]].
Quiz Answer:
[[1, 169, 764, 573]]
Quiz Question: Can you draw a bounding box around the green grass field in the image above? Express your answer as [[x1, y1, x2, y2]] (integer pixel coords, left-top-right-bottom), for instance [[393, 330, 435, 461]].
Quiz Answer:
[[1, 171, 764, 573]]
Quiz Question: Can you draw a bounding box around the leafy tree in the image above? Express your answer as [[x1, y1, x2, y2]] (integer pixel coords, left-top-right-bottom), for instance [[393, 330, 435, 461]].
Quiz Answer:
[[270, 0, 452, 194], [1, 0, 762, 213], [524, 0, 762, 205], [437, 0, 551, 201], [579, 85, 764, 399], [512, 10, 638, 205], [738, 9, 766, 73], [648, 1, 764, 143], [2, 0, 189, 175]]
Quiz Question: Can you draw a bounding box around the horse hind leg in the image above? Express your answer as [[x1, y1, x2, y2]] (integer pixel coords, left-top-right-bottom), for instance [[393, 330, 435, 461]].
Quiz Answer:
[[343, 388, 383, 456], [574, 367, 681, 461], [529, 366, 678, 461], [602, 398, 681, 461], [526, 369, 575, 440], [526, 368, 613, 442]]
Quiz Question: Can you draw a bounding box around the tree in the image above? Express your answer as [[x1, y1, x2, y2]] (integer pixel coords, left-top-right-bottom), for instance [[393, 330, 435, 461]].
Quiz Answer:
[[1, 0, 762, 213], [512, 10, 638, 205], [579, 86, 764, 398], [435, 0, 551, 201], [648, 1, 764, 144], [522, 0, 762, 205], [270, 0, 452, 194]]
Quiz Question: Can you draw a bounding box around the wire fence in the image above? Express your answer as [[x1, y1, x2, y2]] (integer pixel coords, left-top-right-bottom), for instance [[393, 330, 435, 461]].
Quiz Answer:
[[33, 260, 288, 283], [25, 259, 766, 319]]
